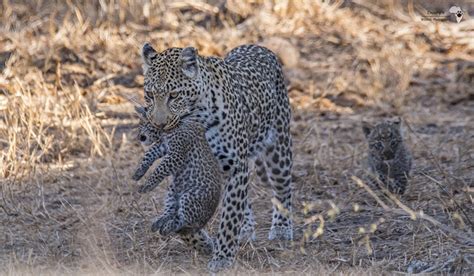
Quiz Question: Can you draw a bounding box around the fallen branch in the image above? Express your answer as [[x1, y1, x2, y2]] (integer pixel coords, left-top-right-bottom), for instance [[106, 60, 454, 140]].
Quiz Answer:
[[351, 176, 474, 245]]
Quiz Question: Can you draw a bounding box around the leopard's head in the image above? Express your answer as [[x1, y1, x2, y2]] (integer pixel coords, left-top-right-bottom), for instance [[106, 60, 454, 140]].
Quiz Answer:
[[135, 105, 162, 148], [362, 118, 402, 160], [141, 43, 204, 131]]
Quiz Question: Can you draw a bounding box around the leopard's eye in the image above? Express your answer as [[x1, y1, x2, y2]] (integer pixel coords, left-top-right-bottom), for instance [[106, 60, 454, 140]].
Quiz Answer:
[[390, 139, 399, 146], [370, 142, 383, 151], [169, 91, 178, 99]]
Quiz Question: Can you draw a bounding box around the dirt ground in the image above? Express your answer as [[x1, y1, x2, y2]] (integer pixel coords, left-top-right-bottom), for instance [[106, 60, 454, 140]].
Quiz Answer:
[[1, 1, 473, 275]]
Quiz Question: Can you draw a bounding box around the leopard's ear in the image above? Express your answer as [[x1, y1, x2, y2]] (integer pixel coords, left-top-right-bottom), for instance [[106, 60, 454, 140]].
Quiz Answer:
[[362, 121, 373, 137], [392, 117, 402, 129], [142, 42, 158, 69], [135, 105, 147, 120], [180, 47, 198, 78]]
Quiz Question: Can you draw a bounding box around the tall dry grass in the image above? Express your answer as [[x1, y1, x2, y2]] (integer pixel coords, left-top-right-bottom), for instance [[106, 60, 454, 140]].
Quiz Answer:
[[0, 74, 112, 179]]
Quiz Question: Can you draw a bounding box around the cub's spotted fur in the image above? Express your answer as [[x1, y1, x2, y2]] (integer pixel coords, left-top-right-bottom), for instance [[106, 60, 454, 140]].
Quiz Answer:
[[135, 108, 161, 147], [132, 105, 222, 255], [362, 119, 412, 194]]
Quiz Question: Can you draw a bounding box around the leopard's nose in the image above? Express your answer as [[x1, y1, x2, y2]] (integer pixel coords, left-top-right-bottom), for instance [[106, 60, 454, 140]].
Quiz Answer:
[[150, 118, 166, 129]]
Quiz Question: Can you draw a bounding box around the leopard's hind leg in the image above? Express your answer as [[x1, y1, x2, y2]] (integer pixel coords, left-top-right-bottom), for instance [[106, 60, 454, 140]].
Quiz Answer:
[[264, 128, 293, 241], [180, 230, 214, 255]]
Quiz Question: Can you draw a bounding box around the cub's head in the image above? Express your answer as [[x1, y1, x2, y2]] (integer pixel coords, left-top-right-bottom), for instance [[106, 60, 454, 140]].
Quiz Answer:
[[362, 118, 403, 160], [141, 43, 204, 131], [135, 105, 162, 148]]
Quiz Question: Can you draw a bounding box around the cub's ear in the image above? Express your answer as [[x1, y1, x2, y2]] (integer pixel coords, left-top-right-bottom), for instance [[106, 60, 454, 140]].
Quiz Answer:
[[362, 121, 373, 137], [142, 42, 158, 68], [392, 117, 402, 128], [135, 105, 147, 120], [180, 47, 198, 78]]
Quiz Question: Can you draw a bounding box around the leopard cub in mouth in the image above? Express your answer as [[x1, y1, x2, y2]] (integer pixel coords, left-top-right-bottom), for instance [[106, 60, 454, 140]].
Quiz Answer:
[[362, 118, 412, 195], [132, 105, 223, 254]]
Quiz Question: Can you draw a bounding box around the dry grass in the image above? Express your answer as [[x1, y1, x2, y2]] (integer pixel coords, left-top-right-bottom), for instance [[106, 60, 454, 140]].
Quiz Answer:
[[1, 0, 473, 274]]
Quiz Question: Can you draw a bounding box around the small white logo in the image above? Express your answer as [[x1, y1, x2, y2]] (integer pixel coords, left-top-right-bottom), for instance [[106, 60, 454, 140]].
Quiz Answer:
[[449, 6, 464, 23]]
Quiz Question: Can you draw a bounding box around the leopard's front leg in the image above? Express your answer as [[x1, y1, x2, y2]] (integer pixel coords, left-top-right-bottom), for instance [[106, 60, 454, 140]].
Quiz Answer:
[[138, 156, 175, 193], [208, 161, 249, 272], [138, 147, 186, 194], [132, 142, 167, 181]]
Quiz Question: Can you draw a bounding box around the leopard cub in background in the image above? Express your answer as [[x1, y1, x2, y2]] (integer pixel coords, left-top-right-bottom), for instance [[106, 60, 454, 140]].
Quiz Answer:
[[362, 118, 412, 194]]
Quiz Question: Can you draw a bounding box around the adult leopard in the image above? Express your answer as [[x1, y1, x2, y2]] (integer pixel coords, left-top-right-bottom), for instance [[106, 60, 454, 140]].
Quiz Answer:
[[141, 43, 293, 271]]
